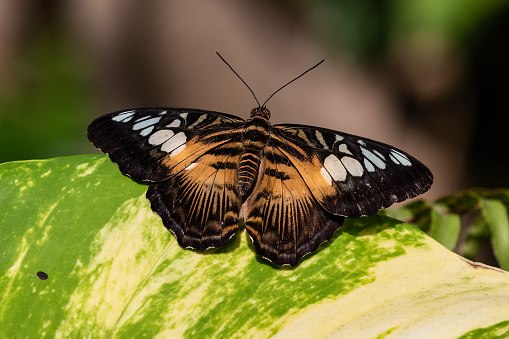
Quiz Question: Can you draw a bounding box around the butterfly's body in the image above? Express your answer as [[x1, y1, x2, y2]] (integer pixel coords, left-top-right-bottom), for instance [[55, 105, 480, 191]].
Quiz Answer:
[[238, 107, 271, 196], [88, 104, 433, 266]]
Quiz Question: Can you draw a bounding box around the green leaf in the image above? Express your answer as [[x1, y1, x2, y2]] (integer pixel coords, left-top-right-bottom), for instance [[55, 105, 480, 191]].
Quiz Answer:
[[481, 199, 509, 270], [429, 204, 461, 250], [1, 155, 508, 338], [457, 320, 509, 339], [390, 189, 509, 267]]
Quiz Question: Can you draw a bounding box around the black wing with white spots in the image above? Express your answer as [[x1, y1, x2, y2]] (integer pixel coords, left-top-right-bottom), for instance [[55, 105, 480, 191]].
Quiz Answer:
[[272, 124, 433, 218], [87, 108, 245, 182]]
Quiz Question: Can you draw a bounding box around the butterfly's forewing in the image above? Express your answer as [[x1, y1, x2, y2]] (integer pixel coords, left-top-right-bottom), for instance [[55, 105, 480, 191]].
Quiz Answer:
[[272, 124, 433, 218], [87, 108, 245, 182], [243, 145, 344, 266]]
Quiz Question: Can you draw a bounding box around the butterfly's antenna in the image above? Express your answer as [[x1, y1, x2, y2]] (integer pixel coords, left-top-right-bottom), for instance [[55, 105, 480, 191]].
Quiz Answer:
[[262, 59, 325, 108], [216, 52, 261, 107]]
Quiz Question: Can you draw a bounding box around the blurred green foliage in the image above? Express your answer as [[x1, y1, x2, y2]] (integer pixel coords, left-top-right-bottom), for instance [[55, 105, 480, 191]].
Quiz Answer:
[[286, 0, 509, 58], [389, 0, 508, 42], [0, 27, 93, 163], [1, 1, 509, 164], [385, 188, 509, 270]]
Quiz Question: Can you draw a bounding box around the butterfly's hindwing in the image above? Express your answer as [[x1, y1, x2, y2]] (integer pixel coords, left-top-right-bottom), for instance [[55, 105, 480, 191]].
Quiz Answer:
[[242, 145, 344, 266], [87, 108, 245, 182], [147, 142, 243, 250], [273, 124, 433, 217]]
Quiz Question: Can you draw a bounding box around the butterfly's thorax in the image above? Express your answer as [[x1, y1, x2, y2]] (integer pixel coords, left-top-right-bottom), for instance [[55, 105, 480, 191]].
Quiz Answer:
[[238, 107, 272, 196]]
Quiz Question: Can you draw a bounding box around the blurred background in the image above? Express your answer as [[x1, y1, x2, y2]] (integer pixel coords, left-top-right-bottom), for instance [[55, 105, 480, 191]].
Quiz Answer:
[[0, 0, 508, 200]]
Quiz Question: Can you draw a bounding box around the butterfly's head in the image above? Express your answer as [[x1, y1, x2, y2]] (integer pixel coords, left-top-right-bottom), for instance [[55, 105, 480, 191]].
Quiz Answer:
[[250, 107, 271, 120]]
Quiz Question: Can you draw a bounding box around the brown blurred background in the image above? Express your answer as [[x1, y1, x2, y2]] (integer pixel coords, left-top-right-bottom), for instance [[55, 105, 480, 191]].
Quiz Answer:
[[1, 0, 508, 200]]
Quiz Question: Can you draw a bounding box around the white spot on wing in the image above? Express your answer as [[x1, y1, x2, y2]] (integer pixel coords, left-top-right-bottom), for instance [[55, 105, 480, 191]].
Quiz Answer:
[[135, 116, 152, 122], [400, 157, 412, 166], [148, 129, 174, 145], [341, 156, 364, 177], [132, 117, 161, 130], [320, 167, 333, 185], [115, 110, 134, 116], [324, 155, 347, 181], [180, 113, 188, 121], [171, 144, 186, 156], [373, 150, 385, 160], [361, 147, 386, 169], [357, 139, 366, 146], [338, 143, 352, 155], [392, 149, 407, 159], [332, 134, 344, 148], [391, 150, 412, 166], [140, 126, 154, 137], [297, 129, 308, 141], [389, 153, 400, 165], [161, 132, 187, 153], [166, 120, 181, 128], [185, 162, 198, 171], [364, 158, 376, 172], [112, 111, 135, 122], [315, 130, 329, 149]]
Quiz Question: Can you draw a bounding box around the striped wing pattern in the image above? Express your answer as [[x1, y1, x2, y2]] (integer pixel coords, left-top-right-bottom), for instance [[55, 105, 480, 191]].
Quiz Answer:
[[243, 145, 344, 266], [272, 124, 433, 218], [88, 107, 433, 266], [87, 108, 245, 182], [88, 108, 246, 250], [147, 142, 243, 250]]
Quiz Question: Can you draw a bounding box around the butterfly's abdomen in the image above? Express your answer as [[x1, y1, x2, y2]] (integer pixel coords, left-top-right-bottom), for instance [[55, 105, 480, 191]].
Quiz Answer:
[[238, 148, 261, 196], [238, 117, 271, 196]]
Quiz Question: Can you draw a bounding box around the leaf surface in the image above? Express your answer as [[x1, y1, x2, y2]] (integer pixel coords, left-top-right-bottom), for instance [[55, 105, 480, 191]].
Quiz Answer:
[[1, 155, 508, 338]]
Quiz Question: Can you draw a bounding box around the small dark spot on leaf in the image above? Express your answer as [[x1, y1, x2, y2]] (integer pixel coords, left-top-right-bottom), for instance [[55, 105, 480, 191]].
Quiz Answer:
[[37, 271, 48, 280]]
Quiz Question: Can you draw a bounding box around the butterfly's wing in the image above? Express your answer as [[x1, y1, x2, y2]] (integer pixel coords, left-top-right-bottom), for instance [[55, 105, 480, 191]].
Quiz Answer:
[[272, 124, 433, 217], [147, 141, 244, 250], [242, 124, 432, 266], [87, 108, 245, 182], [242, 144, 344, 266], [88, 108, 246, 250]]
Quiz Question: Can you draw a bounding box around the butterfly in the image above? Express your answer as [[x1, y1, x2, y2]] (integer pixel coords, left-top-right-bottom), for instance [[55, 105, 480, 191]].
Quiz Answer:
[[87, 56, 433, 266]]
